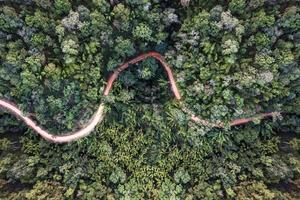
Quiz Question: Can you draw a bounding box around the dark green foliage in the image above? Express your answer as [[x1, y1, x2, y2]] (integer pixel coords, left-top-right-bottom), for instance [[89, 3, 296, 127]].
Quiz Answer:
[[0, 0, 300, 199]]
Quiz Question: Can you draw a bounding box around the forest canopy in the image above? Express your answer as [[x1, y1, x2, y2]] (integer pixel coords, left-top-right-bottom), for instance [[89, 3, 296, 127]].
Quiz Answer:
[[0, 0, 300, 199]]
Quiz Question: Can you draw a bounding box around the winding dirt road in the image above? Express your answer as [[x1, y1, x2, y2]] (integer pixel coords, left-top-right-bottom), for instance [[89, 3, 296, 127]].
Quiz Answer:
[[0, 51, 281, 143]]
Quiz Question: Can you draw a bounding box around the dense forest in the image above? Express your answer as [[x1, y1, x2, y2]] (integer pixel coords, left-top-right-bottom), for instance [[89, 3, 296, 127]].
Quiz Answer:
[[0, 0, 300, 199]]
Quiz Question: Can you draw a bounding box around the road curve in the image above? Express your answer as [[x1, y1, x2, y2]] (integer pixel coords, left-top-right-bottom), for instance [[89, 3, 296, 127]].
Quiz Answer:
[[0, 51, 281, 143]]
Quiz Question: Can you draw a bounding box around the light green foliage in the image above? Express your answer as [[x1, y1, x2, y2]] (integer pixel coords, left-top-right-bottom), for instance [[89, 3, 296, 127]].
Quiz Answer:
[[54, 0, 71, 15], [34, 0, 52, 9], [61, 38, 79, 64], [91, 0, 110, 13], [133, 23, 153, 41], [222, 39, 239, 55], [61, 38, 79, 55], [25, 10, 51, 31], [234, 181, 275, 200], [0, 138, 11, 151], [0, 1, 299, 199], [229, 0, 246, 15], [112, 4, 131, 31], [249, 10, 275, 32], [174, 168, 191, 184], [25, 181, 65, 200], [290, 138, 300, 151], [109, 167, 127, 184], [137, 58, 159, 80], [159, 179, 183, 200]]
